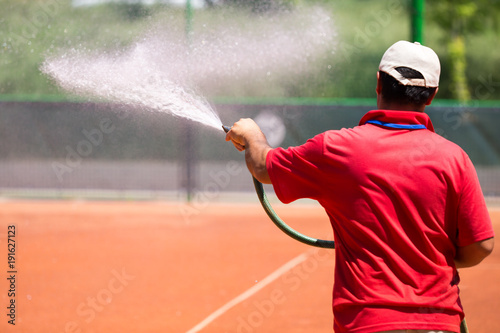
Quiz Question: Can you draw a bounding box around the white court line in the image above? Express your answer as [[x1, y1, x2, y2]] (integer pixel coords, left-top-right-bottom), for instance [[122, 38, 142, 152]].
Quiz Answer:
[[185, 252, 310, 333]]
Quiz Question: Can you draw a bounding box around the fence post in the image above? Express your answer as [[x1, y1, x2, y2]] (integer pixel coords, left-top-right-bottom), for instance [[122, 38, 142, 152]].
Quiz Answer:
[[183, 0, 195, 202], [411, 0, 425, 44]]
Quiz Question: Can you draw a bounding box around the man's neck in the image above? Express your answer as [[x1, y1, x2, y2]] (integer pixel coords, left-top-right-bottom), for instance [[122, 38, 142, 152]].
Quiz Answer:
[[377, 101, 426, 113]]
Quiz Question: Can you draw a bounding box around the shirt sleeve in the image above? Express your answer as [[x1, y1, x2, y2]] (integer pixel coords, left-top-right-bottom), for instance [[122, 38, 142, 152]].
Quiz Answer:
[[266, 134, 325, 204], [456, 153, 495, 247]]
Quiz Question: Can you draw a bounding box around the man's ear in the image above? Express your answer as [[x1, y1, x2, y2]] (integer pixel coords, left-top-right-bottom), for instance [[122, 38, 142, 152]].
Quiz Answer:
[[376, 71, 382, 95], [425, 87, 439, 106]]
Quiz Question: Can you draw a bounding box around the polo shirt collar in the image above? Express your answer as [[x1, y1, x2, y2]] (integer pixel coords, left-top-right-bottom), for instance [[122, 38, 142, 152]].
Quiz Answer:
[[359, 110, 435, 132]]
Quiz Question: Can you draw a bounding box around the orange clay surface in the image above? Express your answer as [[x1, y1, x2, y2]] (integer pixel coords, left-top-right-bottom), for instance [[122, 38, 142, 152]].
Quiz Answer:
[[0, 201, 498, 333]]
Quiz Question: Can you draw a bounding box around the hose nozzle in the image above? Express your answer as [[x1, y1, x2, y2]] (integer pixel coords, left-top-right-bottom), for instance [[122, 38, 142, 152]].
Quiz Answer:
[[222, 125, 231, 133]]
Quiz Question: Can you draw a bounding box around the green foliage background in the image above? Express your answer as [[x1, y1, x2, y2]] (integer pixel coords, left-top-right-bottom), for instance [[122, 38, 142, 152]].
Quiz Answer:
[[1, 0, 500, 101]]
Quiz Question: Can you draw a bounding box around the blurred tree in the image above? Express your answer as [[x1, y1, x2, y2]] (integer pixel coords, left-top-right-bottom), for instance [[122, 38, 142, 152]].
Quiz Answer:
[[220, 0, 295, 13], [113, 3, 151, 20], [428, 0, 500, 101], [204, 0, 216, 7]]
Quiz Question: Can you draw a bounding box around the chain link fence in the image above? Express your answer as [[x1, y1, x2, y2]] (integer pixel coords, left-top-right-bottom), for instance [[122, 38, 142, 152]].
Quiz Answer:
[[0, 100, 499, 200]]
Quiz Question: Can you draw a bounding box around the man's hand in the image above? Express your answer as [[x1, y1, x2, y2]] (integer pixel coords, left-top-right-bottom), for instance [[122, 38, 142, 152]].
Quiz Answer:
[[225, 118, 272, 184], [225, 118, 263, 151]]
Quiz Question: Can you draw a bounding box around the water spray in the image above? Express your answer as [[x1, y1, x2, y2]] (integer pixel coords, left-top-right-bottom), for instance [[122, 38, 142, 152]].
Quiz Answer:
[[223, 125, 335, 249]]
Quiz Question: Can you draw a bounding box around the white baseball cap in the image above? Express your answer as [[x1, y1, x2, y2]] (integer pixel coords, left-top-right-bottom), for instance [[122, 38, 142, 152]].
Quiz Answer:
[[379, 41, 440, 88]]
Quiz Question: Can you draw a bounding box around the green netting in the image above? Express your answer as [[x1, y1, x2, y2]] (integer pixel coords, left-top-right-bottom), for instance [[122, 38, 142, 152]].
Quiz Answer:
[[0, 100, 499, 197]]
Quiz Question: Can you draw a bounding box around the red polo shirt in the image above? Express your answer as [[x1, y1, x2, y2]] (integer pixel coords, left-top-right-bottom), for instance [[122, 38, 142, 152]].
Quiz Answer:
[[266, 110, 494, 333]]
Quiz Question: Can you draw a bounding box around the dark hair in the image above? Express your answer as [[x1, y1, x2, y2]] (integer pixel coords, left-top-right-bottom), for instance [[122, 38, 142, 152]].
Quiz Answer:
[[379, 67, 437, 106]]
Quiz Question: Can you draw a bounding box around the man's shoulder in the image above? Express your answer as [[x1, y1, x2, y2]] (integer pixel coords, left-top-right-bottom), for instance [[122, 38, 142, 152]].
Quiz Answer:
[[321, 126, 362, 140], [426, 130, 468, 156]]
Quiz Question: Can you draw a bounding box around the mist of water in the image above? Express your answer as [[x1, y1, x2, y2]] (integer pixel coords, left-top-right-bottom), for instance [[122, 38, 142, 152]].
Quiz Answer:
[[42, 48, 223, 130], [41, 6, 336, 131]]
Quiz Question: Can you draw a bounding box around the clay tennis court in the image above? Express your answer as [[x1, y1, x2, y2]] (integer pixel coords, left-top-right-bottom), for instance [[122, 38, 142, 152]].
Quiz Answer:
[[0, 200, 498, 332]]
